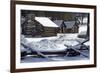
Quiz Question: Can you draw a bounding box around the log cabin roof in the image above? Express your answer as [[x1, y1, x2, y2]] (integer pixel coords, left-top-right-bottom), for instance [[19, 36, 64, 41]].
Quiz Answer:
[[53, 20, 76, 29], [53, 20, 63, 27], [35, 17, 59, 27], [64, 21, 75, 29]]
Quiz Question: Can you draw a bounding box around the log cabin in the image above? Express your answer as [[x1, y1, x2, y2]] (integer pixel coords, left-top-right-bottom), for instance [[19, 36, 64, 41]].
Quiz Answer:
[[34, 17, 59, 37], [21, 14, 79, 37], [53, 20, 79, 33], [21, 14, 59, 37]]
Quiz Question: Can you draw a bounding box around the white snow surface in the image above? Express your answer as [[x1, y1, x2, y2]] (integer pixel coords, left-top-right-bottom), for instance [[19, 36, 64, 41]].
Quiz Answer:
[[83, 17, 88, 24], [35, 17, 59, 27], [28, 39, 67, 52], [25, 36, 59, 42], [79, 25, 87, 34], [21, 34, 87, 52]]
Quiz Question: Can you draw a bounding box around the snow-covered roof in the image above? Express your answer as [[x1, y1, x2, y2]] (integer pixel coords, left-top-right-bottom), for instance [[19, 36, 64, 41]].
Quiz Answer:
[[53, 20, 63, 27], [64, 21, 75, 29], [35, 17, 59, 27]]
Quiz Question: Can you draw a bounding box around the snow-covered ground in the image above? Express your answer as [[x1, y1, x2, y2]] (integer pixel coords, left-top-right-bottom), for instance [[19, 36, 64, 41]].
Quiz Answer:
[[21, 33, 87, 52], [21, 33, 89, 63]]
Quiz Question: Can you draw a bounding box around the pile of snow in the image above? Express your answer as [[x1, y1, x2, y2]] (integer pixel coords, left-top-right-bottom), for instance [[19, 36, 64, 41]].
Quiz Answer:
[[27, 34, 83, 51], [21, 34, 88, 52], [54, 34, 80, 46], [28, 39, 66, 52]]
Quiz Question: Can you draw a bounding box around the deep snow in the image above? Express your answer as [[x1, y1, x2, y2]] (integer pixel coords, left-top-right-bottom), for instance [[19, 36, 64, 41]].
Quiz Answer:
[[21, 33, 87, 52]]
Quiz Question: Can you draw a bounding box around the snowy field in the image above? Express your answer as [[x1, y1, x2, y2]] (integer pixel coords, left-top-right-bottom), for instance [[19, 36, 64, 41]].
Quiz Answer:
[[21, 33, 89, 63]]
